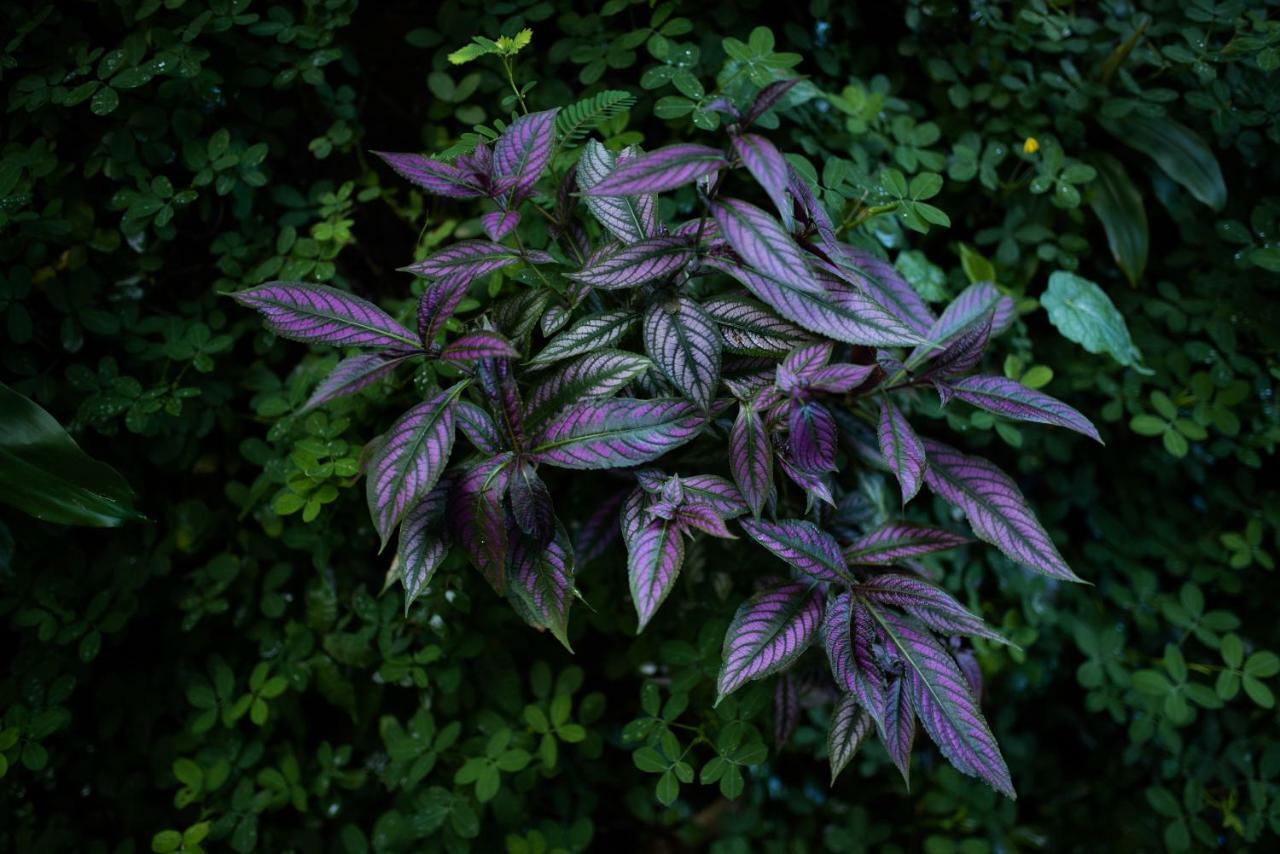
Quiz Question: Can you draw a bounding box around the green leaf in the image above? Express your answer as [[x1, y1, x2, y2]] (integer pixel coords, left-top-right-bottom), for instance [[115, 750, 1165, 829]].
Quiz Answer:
[[1100, 114, 1226, 210], [1041, 272, 1150, 373], [0, 382, 144, 526], [1086, 153, 1148, 285]]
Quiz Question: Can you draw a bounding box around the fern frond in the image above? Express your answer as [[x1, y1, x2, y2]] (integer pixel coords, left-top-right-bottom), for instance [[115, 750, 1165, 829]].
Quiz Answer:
[[555, 90, 637, 147]]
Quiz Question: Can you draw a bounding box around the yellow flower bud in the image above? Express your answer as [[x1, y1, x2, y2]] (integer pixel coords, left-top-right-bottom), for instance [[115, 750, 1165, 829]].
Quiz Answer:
[[1022, 137, 1040, 155]]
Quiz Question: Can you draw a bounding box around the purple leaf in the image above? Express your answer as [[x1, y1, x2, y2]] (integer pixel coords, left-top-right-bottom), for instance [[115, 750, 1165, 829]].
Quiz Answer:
[[301, 353, 413, 412], [704, 256, 921, 347], [396, 485, 450, 615], [732, 133, 794, 230], [643, 296, 723, 410], [703, 295, 811, 356], [739, 518, 853, 584], [743, 78, 805, 126], [821, 592, 887, 721], [441, 330, 521, 362], [628, 515, 685, 631], [620, 485, 649, 545], [417, 273, 474, 345], [943, 376, 1102, 443], [372, 151, 484, 198], [730, 404, 773, 519], [834, 246, 937, 337], [956, 647, 984, 701], [402, 240, 544, 280], [450, 452, 514, 591], [871, 606, 1016, 798], [921, 438, 1082, 582], [910, 281, 1014, 365], [530, 398, 707, 469], [454, 399, 504, 455], [777, 454, 837, 509], [476, 356, 526, 449], [568, 237, 694, 290], [482, 210, 520, 241], [860, 574, 1009, 644], [675, 502, 736, 539], [509, 460, 555, 545], [577, 141, 657, 243], [844, 523, 972, 565], [575, 488, 626, 565], [920, 314, 991, 378], [877, 675, 916, 787], [528, 310, 636, 367], [788, 401, 838, 474], [781, 342, 833, 380], [878, 398, 926, 504], [669, 474, 749, 518], [803, 363, 876, 394], [525, 349, 652, 428], [233, 282, 419, 350], [775, 673, 801, 748], [786, 166, 838, 253], [827, 693, 873, 784], [712, 198, 823, 295], [505, 522, 575, 649], [493, 108, 559, 200], [366, 385, 464, 548], [583, 143, 727, 196], [716, 580, 825, 703]]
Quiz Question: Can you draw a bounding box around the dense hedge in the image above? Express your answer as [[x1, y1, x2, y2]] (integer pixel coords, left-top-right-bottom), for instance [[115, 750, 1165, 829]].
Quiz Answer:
[[2, 1, 1278, 851]]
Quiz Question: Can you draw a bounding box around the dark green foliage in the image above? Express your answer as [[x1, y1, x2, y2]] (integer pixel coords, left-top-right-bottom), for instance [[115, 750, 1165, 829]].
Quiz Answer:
[[2, 1, 1278, 851]]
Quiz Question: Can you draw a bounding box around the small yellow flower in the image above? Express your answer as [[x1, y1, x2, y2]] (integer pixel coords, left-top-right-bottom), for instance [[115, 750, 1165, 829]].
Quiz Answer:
[[1022, 137, 1040, 155]]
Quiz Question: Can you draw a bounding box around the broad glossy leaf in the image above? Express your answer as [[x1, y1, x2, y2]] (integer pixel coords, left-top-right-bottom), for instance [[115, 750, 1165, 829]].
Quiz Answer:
[[506, 522, 575, 649], [730, 404, 772, 518], [711, 197, 822, 295], [233, 282, 419, 350], [525, 349, 652, 427], [568, 237, 694, 290], [1041, 271, 1148, 372], [441, 330, 520, 362], [860, 574, 1008, 643], [530, 398, 706, 469], [628, 515, 685, 631], [908, 281, 1013, 366], [878, 398, 926, 504], [945, 375, 1101, 442], [372, 151, 484, 198], [920, 314, 990, 379], [822, 592, 888, 720], [576, 141, 657, 243], [664, 474, 748, 518], [583, 143, 727, 196], [450, 452, 514, 591], [1086, 152, 1147, 285], [870, 607, 1015, 798], [302, 353, 413, 412], [716, 581, 824, 703], [366, 385, 464, 548], [493, 108, 558, 199], [732, 133, 793, 230], [454, 399, 503, 454], [844, 523, 971, 565], [835, 246, 936, 337], [643, 296, 722, 409], [0, 383, 143, 527], [403, 241, 549, 280], [739, 517, 853, 584], [1101, 114, 1226, 210], [788, 401, 837, 474], [827, 694, 872, 784], [528, 310, 636, 367], [703, 295, 810, 356], [921, 438, 1081, 582], [417, 273, 474, 345], [396, 487, 449, 615]]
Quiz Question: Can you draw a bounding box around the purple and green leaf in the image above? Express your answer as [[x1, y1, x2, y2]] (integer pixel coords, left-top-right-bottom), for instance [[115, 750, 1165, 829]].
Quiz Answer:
[[739, 517, 853, 584], [395, 484, 450, 615], [643, 295, 723, 410], [505, 521, 575, 650], [583, 143, 727, 196], [576, 141, 658, 243], [530, 398, 707, 469], [568, 237, 694, 290], [730, 404, 773, 519], [788, 401, 837, 474], [233, 282, 419, 350], [943, 375, 1102, 442], [732, 133, 794, 230], [302, 353, 414, 412], [827, 693, 873, 784], [716, 580, 825, 703], [528, 310, 636, 367], [449, 452, 514, 591], [703, 295, 811, 357], [524, 349, 652, 428], [844, 523, 972, 565], [859, 575, 1009, 644], [372, 151, 484, 198], [628, 515, 686, 632], [878, 398, 926, 504], [711, 197, 822, 295], [493, 108, 559, 200]]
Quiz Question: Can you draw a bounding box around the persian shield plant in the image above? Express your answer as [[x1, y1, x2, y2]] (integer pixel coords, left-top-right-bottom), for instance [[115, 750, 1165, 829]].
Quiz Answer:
[[234, 78, 1099, 797]]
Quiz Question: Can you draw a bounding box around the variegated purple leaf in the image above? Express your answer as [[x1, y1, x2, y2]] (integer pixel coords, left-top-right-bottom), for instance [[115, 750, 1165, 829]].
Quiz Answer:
[[703, 295, 811, 356], [786, 165, 838, 253], [493, 108, 559, 200], [528, 310, 636, 367], [877, 675, 916, 787], [704, 256, 920, 348], [743, 77, 805, 126], [910, 281, 1014, 365], [505, 521, 575, 649], [712, 198, 823, 295], [805, 363, 877, 394], [732, 133, 794, 230], [871, 607, 1015, 798], [778, 454, 837, 509], [827, 693, 872, 784], [366, 385, 464, 548], [740, 517, 853, 584], [568, 237, 694, 290], [417, 273, 474, 345], [860, 574, 1008, 644], [396, 490, 449, 615], [575, 488, 626, 565], [672, 475, 748, 518], [476, 356, 526, 450], [676, 502, 736, 539], [921, 438, 1081, 582], [441, 330, 520, 362], [233, 282, 419, 350], [921, 314, 991, 378], [781, 342, 832, 379], [583, 143, 727, 196], [525, 349, 652, 427], [576, 141, 657, 243], [643, 296, 722, 410], [788, 401, 838, 474], [822, 592, 888, 720], [509, 460, 555, 546], [450, 452, 514, 591], [628, 515, 685, 631], [775, 673, 801, 748], [716, 581, 825, 703], [955, 646, 984, 701], [730, 404, 773, 519], [402, 241, 541, 280], [878, 398, 926, 504], [372, 151, 484, 198], [705, 96, 742, 121], [844, 523, 972, 565], [482, 210, 520, 241], [835, 246, 937, 337], [943, 376, 1102, 443], [301, 353, 413, 412], [454, 399, 504, 455], [620, 485, 648, 545], [530, 398, 706, 469]]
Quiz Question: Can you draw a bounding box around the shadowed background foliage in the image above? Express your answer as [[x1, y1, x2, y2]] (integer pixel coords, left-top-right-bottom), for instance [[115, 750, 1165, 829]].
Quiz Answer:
[[1, 0, 1278, 851]]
